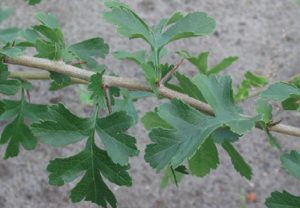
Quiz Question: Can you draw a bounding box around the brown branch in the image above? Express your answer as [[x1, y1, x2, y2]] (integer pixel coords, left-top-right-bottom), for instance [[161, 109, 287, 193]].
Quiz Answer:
[[9, 71, 88, 84], [5, 55, 300, 137]]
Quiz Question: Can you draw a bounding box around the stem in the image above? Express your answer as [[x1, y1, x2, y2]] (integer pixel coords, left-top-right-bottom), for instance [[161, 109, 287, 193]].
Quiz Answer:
[[5, 55, 300, 137]]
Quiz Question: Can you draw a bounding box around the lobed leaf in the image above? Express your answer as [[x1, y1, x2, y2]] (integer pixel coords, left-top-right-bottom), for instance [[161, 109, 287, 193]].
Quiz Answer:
[[0, 99, 48, 159], [47, 139, 132, 208]]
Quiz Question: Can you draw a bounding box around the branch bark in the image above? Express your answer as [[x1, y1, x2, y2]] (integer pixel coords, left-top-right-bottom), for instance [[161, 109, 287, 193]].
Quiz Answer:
[[5, 55, 300, 137]]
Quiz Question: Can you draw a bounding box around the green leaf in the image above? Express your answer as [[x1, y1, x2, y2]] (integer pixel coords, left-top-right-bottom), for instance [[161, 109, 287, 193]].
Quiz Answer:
[[211, 127, 240, 144], [222, 141, 252, 180], [177, 50, 209, 74], [47, 139, 132, 208], [0, 99, 48, 159], [33, 14, 65, 60], [160, 165, 184, 189], [104, 1, 215, 49], [113, 50, 146, 65], [88, 72, 106, 106], [256, 99, 272, 124], [141, 63, 158, 92], [235, 71, 268, 101], [49, 72, 71, 91], [208, 56, 239, 75], [174, 72, 205, 101], [0, 8, 14, 23], [158, 12, 216, 47], [96, 111, 139, 165], [188, 137, 219, 177], [144, 99, 221, 171], [265, 191, 300, 208], [68, 38, 109, 69], [103, 1, 153, 44], [0, 64, 21, 95], [142, 111, 172, 130], [166, 12, 184, 26], [193, 74, 258, 135], [31, 104, 92, 147], [0, 28, 21, 43], [36, 12, 60, 29], [261, 83, 300, 111], [145, 75, 257, 171], [26, 0, 42, 5], [281, 151, 300, 181]]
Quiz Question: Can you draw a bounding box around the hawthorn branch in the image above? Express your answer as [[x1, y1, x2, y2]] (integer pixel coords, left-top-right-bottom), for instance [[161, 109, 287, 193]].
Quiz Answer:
[[5, 55, 300, 137]]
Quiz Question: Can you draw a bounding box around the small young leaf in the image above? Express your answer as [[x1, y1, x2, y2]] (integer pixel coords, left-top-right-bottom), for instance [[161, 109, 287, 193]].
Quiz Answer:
[[88, 72, 106, 107], [222, 141, 252, 180], [49, 72, 71, 91], [235, 71, 268, 101], [265, 191, 300, 208]]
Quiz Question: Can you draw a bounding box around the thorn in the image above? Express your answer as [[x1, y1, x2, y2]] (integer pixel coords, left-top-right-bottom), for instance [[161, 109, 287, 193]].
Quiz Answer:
[[69, 60, 86, 66], [268, 119, 282, 128], [26, 90, 31, 102], [103, 85, 112, 115], [159, 59, 184, 86]]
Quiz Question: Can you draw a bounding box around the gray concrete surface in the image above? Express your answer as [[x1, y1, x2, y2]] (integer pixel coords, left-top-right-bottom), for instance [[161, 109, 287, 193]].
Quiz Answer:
[[0, 0, 300, 207]]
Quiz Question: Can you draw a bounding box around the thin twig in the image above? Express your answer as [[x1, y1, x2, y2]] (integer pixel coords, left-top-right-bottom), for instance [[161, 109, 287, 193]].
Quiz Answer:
[[5, 55, 300, 137], [158, 59, 184, 86], [103, 85, 112, 115]]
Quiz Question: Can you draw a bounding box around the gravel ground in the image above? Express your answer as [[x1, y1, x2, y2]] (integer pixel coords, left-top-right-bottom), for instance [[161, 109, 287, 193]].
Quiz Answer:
[[0, 0, 300, 208]]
